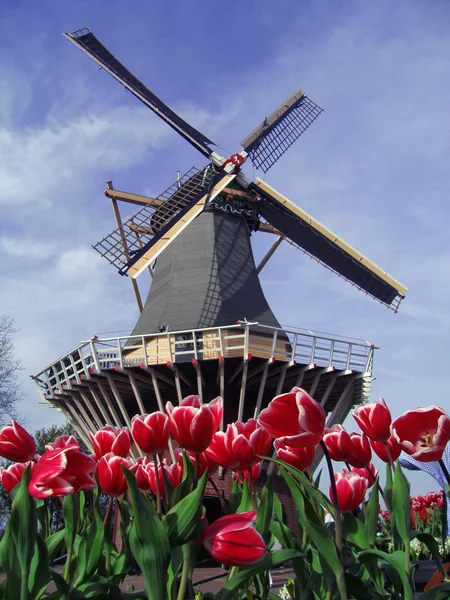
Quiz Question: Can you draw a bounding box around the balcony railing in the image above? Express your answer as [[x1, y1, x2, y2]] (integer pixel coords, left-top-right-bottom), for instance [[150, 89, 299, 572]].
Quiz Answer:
[[32, 322, 376, 400]]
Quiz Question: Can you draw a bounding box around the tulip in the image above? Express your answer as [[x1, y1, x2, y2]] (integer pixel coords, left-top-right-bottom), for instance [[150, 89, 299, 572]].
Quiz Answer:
[[347, 433, 372, 468], [274, 440, 315, 472], [204, 431, 239, 470], [45, 435, 79, 451], [29, 446, 97, 499], [131, 411, 170, 455], [0, 420, 36, 463], [332, 471, 368, 512], [166, 395, 222, 453], [322, 425, 352, 462], [135, 456, 182, 495], [392, 406, 450, 462], [352, 398, 392, 442], [258, 387, 325, 448], [97, 453, 134, 497], [236, 463, 261, 484], [370, 435, 401, 463], [89, 426, 130, 461], [202, 511, 266, 566], [349, 463, 379, 487], [0, 462, 30, 493], [227, 420, 272, 470]]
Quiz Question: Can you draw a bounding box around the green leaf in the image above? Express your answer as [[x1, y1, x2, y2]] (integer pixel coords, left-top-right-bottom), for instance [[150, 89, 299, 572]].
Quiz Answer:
[[163, 471, 207, 547], [0, 518, 22, 599], [236, 479, 253, 513], [45, 529, 66, 563], [73, 495, 105, 587], [227, 477, 242, 515], [214, 549, 303, 600], [28, 533, 51, 600], [280, 469, 343, 577], [255, 477, 273, 544], [50, 568, 69, 600], [62, 493, 79, 580], [9, 464, 36, 578], [358, 548, 414, 600], [170, 450, 194, 506], [392, 463, 411, 548], [123, 467, 170, 600], [342, 513, 369, 550], [364, 478, 380, 545]]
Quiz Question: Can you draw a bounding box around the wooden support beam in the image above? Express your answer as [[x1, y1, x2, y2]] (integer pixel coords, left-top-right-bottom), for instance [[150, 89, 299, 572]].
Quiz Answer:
[[104, 186, 163, 207], [106, 181, 144, 312], [256, 235, 284, 274]]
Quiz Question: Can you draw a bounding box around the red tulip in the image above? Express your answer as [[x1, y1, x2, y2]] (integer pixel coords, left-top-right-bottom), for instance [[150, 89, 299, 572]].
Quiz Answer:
[[392, 406, 450, 462], [258, 387, 325, 448], [236, 463, 261, 484], [135, 456, 182, 495], [45, 435, 79, 452], [202, 511, 266, 566], [352, 398, 392, 442], [97, 453, 134, 497], [89, 426, 130, 461], [0, 421, 36, 463], [370, 436, 401, 463], [131, 412, 170, 455], [29, 445, 97, 499], [332, 471, 368, 512], [0, 462, 30, 493], [349, 463, 379, 487], [347, 433, 372, 468], [204, 431, 239, 470], [165, 395, 222, 453], [227, 420, 272, 470], [274, 440, 315, 472], [322, 425, 352, 462]]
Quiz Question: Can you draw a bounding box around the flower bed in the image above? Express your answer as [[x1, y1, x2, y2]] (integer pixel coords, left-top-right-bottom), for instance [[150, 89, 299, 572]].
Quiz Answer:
[[0, 392, 449, 599]]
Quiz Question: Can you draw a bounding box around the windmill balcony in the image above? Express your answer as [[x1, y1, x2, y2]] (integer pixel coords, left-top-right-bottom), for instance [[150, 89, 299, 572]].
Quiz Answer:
[[31, 322, 376, 451]]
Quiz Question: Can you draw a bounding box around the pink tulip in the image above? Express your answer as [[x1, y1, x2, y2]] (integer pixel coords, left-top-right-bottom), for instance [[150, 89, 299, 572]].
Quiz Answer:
[[392, 406, 450, 462], [0, 421, 36, 463], [258, 387, 325, 447], [332, 471, 369, 512], [347, 432, 372, 468], [348, 463, 378, 487], [0, 462, 30, 493], [274, 440, 315, 472], [89, 426, 130, 461], [166, 395, 222, 453], [202, 511, 266, 566], [45, 435, 79, 452], [97, 453, 134, 497], [352, 398, 392, 443], [29, 445, 96, 499], [135, 456, 182, 495], [322, 425, 352, 462], [131, 412, 170, 455], [370, 436, 401, 463]]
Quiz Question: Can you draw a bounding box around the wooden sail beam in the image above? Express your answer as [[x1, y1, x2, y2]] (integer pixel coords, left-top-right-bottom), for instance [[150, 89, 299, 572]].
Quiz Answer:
[[104, 186, 163, 207]]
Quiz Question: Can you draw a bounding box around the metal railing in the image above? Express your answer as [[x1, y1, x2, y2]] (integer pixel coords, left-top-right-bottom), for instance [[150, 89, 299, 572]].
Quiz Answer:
[[31, 322, 376, 400]]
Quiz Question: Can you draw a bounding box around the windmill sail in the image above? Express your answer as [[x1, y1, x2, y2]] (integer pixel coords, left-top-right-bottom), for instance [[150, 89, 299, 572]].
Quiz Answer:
[[64, 28, 214, 158], [252, 179, 407, 311], [241, 90, 323, 173]]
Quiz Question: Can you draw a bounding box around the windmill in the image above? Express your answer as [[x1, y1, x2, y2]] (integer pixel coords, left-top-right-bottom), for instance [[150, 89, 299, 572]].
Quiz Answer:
[[33, 28, 407, 474]]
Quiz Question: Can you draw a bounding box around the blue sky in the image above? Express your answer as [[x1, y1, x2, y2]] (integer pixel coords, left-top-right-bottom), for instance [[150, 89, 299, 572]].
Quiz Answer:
[[1, 1, 450, 492]]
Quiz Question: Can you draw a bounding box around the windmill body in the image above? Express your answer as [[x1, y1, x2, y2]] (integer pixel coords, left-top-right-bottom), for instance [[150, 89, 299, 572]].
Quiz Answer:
[[32, 29, 408, 475]]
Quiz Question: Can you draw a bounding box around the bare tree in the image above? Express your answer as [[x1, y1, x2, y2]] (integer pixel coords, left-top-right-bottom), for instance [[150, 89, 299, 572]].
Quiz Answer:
[[0, 316, 22, 425]]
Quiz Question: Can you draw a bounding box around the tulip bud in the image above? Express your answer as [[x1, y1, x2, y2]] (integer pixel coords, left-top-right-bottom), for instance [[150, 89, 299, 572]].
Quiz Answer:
[[352, 398, 392, 442], [322, 425, 352, 462], [0, 462, 30, 493], [97, 453, 133, 497], [89, 426, 131, 461], [258, 387, 325, 448], [131, 411, 170, 455], [274, 440, 315, 472], [332, 471, 368, 512], [0, 421, 36, 463], [166, 396, 222, 453], [370, 436, 401, 463], [347, 433, 372, 468], [202, 511, 266, 566]]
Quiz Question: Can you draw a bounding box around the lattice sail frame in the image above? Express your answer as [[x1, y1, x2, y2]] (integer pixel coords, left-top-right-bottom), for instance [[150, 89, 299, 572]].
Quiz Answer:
[[241, 92, 323, 173], [93, 166, 214, 272]]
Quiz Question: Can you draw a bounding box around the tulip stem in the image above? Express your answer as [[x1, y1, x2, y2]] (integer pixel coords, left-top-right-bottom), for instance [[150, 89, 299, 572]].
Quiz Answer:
[[208, 477, 228, 515], [153, 454, 162, 517], [158, 453, 171, 507], [194, 453, 201, 489]]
